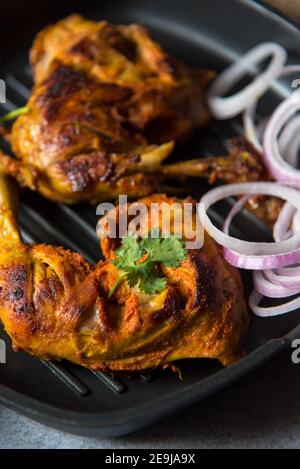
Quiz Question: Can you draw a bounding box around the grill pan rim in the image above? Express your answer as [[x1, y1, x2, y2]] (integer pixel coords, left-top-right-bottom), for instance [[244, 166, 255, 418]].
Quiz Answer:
[[0, 339, 288, 436]]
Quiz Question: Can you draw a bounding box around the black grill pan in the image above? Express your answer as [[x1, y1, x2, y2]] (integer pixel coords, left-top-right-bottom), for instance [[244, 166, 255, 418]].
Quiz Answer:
[[0, 0, 299, 437]]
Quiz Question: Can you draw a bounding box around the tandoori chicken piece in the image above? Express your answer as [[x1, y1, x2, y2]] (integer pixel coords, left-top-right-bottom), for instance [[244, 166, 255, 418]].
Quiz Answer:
[[0, 15, 213, 204], [0, 15, 279, 224], [0, 178, 248, 369]]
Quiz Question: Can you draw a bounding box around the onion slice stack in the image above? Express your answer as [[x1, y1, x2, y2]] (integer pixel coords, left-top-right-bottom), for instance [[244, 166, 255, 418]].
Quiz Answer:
[[199, 183, 300, 316], [204, 44, 300, 316]]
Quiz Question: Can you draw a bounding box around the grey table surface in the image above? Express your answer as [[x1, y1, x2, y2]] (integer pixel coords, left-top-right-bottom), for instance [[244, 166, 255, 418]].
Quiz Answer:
[[0, 348, 299, 449]]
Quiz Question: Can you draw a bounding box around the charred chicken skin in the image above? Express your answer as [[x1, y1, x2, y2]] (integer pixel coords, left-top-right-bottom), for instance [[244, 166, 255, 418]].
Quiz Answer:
[[0, 178, 248, 369], [0, 15, 214, 204], [0, 15, 279, 224]]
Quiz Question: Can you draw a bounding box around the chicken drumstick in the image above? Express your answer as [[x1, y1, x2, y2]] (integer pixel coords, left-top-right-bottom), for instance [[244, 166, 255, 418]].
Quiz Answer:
[[0, 178, 248, 369]]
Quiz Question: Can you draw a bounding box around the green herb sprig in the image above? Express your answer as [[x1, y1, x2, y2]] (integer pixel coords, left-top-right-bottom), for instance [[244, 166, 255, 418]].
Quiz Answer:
[[0, 106, 29, 123], [108, 230, 187, 298]]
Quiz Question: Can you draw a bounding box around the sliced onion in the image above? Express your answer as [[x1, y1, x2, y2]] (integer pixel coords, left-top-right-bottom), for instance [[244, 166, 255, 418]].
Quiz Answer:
[[286, 133, 300, 168], [199, 182, 300, 257], [292, 210, 300, 234], [243, 103, 262, 152], [279, 114, 300, 166], [280, 64, 300, 78], [264, 269, 300, 289], [244, 111, 269, 153], [276, 266, 300, 277], [206, 44, 300, 317], [253, 270, 300, 297], [207, 43, 287, 119], [222, 195, 250, 234], [263, 91, 300, 186], [273, 201, 295, 242], [223, 248, 300, 270], [243, 66, 300, 153], [199, 181, 300, 316]]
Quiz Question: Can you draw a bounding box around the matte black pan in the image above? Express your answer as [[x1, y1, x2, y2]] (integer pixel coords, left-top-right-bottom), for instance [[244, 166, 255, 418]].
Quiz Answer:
[[0, 0, 299, 437]]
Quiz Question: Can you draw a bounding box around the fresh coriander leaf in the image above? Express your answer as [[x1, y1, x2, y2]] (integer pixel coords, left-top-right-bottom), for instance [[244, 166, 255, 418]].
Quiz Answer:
[[112, 235, 142, 269], [141, 232, 187, 267], [139, 268, 167, 294], [126, 262, 166, 294], [125, 260, 150, 288]]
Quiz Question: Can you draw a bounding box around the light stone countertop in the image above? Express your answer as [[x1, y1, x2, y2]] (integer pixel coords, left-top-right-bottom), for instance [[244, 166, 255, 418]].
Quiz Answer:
[[0, 348, 299, 449], [0, 0, 299, 451]]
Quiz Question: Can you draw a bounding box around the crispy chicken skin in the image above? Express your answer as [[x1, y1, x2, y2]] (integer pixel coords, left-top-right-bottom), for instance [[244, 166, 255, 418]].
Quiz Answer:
[[0, 15, 280, 224], [0, 15, 213, 204], [0, 179, 248, 369]]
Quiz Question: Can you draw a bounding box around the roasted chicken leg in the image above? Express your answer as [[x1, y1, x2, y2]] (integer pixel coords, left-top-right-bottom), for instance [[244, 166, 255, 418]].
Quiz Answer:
[[0, 15, 213, 204], [0, 178, 248, 369], [0, 15, 279, 225]]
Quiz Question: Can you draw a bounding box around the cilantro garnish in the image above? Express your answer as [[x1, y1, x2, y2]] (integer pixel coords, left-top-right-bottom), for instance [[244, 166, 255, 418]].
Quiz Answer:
[[108, 230, 187, 298]]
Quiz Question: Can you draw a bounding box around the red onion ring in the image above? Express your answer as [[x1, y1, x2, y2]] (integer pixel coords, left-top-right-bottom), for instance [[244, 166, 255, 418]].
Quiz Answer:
[[263, 91, 300, 186], [200, 182, 300, 315], [207, 43, 287, 119], [243, 102, 263, 152], [249, 290, 300, 317], [273, 201, 295, 242], [243, 66, 300, 152], [279, 115, 300, 166], [253, 271, 300, 298], [206, 45, 300, 316], [292, 211, 300, 235], [276, 266, 300, 276], [222, 195, 250, 234], [199, 182, 300, 257], [264, 269, 300, 288]]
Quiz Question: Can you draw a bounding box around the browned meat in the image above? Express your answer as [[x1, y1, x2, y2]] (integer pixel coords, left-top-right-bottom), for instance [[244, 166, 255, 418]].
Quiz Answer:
[[0, 15, 213, 204], [0, 15, 279, 226], [0, 177, 248, 369]]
